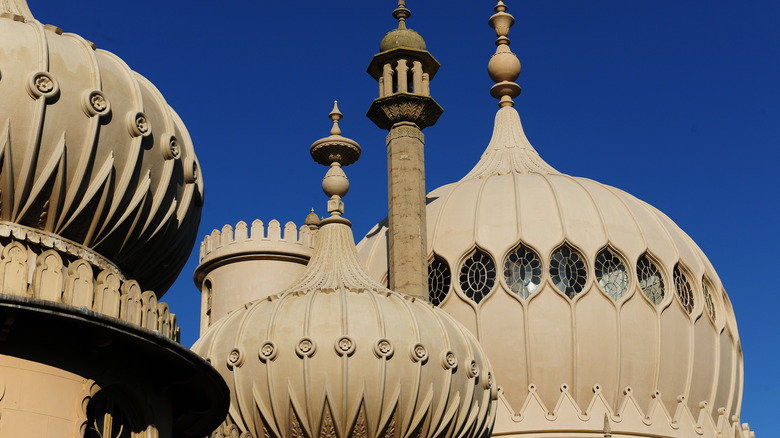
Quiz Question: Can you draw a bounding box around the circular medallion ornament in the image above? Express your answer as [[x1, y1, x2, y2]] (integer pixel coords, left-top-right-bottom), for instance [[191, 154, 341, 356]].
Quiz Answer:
[[227, 348, 244, 368], [296, 338, 316, 358], [161, 134, 181, 160], [410, 343, 428, 363], [467, 360, 480, 378], [258, 341, 277, 362], [442, 351, 457, 370], [81, 90, 110, 117], [127, 111, 151, 137], [26, 71, 58, 99], [184, 158, 199, 184], [373, 338, 394, 358], [335, 336, 356, 356]]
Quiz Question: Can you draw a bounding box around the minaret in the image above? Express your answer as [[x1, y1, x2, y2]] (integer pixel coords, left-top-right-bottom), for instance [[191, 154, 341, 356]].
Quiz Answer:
[[366, 0, 442, 298]]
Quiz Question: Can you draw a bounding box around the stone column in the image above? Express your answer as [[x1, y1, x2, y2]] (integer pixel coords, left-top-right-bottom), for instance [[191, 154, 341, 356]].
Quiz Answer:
[[386, 122, 427, 296]]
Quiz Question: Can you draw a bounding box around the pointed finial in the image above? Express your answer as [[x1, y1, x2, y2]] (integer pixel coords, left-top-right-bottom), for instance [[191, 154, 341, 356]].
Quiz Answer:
[[603, 413, 612, 438], [488, 1, 522, 107], [304, 208, 321, 230], [329, 101, 343, 135], [392, 0, 412, 29], [310, 103, 362, 222]]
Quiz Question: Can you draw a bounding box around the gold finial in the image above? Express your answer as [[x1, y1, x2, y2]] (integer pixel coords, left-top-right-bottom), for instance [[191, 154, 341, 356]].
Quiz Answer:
[[488, 1, 522, 108], [392, 0, 411, 30]]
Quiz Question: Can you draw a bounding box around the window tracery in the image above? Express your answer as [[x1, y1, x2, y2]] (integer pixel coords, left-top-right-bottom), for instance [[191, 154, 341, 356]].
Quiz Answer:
[[702, 277, 716, 321], [503, 243, 541, 299], [459, 249, 496, 304], [428, 255, 451, 306], [549, 244, 587, 299], [673, 264, 694, 314], [595, 247, 629, 301], [637, 255, 664, 305]]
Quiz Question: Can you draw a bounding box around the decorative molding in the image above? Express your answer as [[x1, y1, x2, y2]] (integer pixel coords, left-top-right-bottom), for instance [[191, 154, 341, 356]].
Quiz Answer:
[[367, 93, 443, 130], [199, 219, 316, 266]]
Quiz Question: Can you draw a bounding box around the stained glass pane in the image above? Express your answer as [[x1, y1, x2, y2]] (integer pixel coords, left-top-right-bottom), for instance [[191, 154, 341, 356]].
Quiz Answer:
[[503, 244, 542, 299], [549, 244, 587, 299], [595, 248, 629, 301], [637, 255, 664, 305], [459, 249, 496, 304], [428, 255, 451, 306]]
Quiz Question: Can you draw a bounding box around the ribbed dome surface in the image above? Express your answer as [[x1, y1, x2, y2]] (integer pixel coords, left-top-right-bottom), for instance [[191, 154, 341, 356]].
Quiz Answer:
[[194, 220, 496, 438], [0, 15, 203, 294], [357, 106, 743, 428]]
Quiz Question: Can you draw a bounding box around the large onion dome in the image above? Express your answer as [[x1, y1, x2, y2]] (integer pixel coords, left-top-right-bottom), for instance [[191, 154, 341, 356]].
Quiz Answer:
[[358, 2, 744, 437], [0, 3, 203, 294], [194, 104, 496, 438]]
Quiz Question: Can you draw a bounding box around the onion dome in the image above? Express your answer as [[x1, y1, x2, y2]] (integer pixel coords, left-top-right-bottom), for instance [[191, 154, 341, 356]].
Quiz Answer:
[[194, 103, 496, 438], [358, 2, 744, 437], [305, 208, 321, 230], [379, 1, 427, 52], [0, 0, 203, 294]]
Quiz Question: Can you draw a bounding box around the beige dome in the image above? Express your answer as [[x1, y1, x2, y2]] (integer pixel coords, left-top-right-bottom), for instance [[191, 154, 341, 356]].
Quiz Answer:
[[0, 11, 203, 294], [194, 105, 496, 438], [357, 106, 743, 434], [380, 28, 427, 52]]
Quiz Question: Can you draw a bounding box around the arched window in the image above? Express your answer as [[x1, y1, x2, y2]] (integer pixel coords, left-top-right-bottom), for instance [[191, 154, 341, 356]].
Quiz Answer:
[[595, 247, 629, 301], [428, 255, 451, 306], [636, 254, 664, 305], [673, 264, 694, 314], [503, 243, 542, 299], [203, 280, 213, 325], [702, 277, 716, 322], [549, 244, 587, 299], [459, 248, 496, 304]]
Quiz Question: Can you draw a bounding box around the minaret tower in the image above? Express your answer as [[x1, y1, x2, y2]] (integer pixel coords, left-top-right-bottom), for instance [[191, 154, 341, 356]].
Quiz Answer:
[[367, 0, 442, 298]]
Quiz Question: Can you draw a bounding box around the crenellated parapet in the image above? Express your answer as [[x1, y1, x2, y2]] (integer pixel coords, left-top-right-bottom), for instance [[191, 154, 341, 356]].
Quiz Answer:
[[194, 219, 317, 334], [199, 219, 316, 265], [0, 232, 180, 341], [493, 383, 758, 437]]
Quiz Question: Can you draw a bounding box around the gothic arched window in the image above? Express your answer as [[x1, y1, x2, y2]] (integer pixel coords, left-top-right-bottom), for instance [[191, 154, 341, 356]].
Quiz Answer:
[[459, 249, 496, 304], [550, 244, 587, 299], [503, 243, 542, 299], [595, 247, 629, 301], [428, 255, 451, 306]]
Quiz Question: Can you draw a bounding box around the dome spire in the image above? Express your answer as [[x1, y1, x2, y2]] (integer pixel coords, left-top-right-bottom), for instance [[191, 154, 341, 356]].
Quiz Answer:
[[393, 0, 411, 30], [488, 1, 522, 108]]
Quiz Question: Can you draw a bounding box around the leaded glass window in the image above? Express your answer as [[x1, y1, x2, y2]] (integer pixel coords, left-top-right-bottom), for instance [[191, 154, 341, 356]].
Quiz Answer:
[[549, 244, 587, 299], [595, 247, 629, 301], [637, 255, 664, 305], [702, 277, 716, 321], [459, 249, 496, 304], [503, 244, 542, 299], [428, 255, 451, 306], [673, 264, 694, 314]]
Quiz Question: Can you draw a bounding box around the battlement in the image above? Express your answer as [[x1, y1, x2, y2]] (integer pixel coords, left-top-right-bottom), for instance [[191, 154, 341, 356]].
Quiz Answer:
[[199, 219, 317, 265], [493, 383, 756, 438]]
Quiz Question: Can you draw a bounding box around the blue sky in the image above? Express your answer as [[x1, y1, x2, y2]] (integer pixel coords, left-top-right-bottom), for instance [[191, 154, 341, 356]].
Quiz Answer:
[[30, 0, 779, 434]]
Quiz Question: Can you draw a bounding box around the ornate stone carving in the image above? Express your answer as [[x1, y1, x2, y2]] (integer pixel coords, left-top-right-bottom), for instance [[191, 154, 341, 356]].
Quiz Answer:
[[366, 93, 443, 130]]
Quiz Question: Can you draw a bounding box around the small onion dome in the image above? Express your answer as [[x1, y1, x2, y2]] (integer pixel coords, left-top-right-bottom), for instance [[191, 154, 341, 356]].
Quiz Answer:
[[194, 104, 496, 438], [304, 208, 321, 229], [0, 5, 203, 294], [380, 28, 427, 52], [379, 1, 427, 52]]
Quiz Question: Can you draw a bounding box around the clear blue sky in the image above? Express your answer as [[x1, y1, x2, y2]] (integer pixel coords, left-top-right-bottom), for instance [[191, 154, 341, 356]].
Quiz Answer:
[[31, 0, 779, 434]]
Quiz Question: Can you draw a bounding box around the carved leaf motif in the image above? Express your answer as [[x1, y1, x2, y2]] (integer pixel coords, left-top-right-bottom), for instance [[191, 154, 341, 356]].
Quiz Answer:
[[320, 405, 336, 438], [290, 408, 305, 438], [350, 405, 367, 438]]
